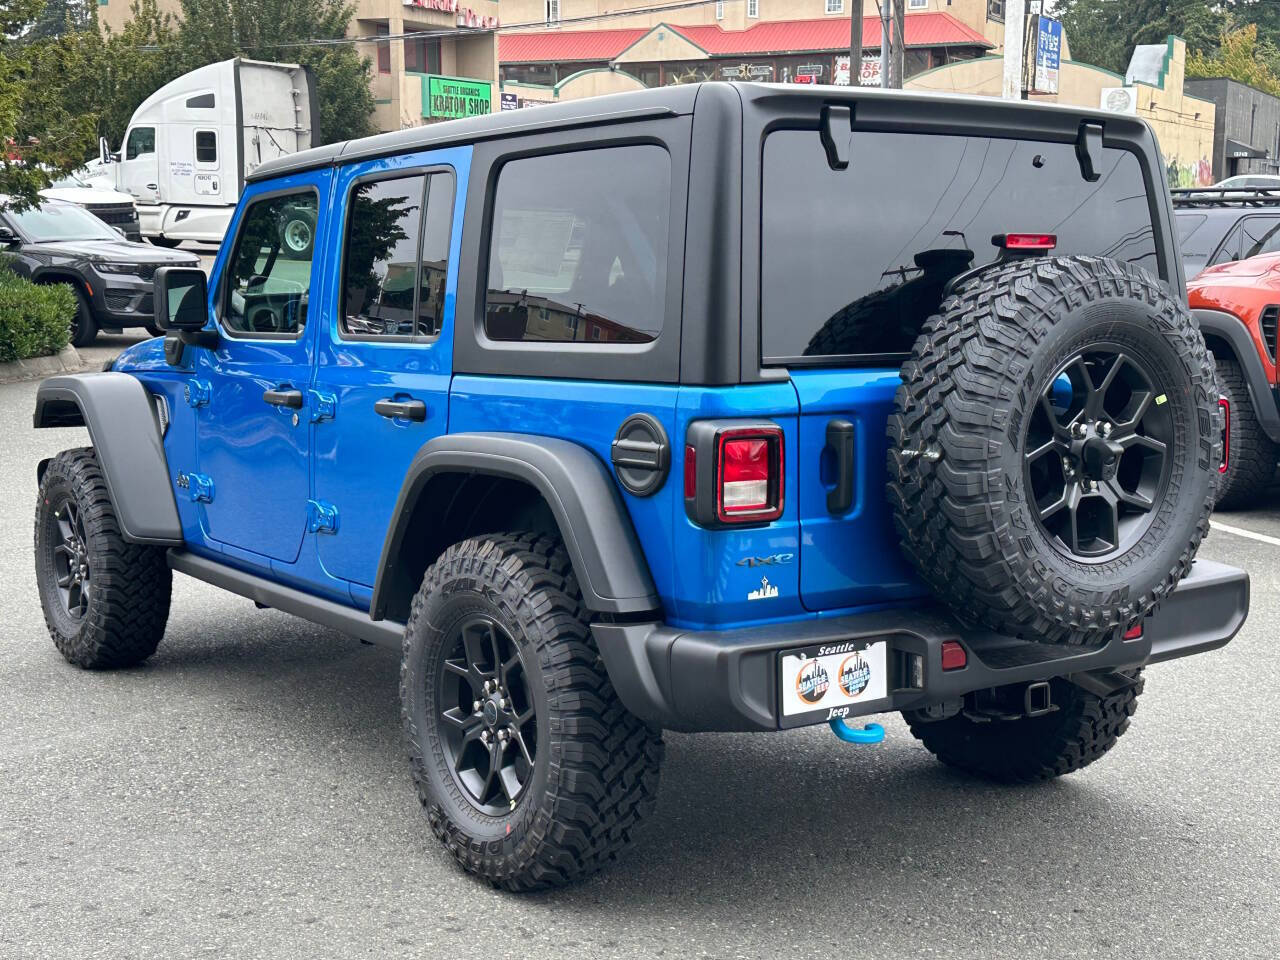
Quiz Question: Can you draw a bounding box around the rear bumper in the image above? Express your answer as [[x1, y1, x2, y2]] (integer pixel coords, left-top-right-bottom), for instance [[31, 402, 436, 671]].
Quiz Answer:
[[592, 559, 1248, 732]]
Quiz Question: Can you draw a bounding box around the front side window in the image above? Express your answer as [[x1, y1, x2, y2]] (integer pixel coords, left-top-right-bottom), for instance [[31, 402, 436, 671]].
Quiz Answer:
[[125, 127, 155, 159], [223, 190, 317, 336], [761, 129, 1159, 362], [341, 171, 454, 339], [485, 145, 671, 345], [195, 130, 217, 164]]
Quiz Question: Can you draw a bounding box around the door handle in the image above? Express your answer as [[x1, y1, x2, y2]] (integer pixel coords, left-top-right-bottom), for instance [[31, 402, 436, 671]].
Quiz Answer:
[[374, 398, 427, 422], [826, 418, 855, 515], [263, 388, 304, 409]]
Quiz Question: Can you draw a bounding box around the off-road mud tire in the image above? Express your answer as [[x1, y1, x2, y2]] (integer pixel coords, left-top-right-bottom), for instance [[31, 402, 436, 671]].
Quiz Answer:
[[400, 532, 663, 891]]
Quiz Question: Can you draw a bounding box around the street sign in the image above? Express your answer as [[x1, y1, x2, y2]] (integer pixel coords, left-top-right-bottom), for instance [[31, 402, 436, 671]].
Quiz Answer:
[[426, 75, 492, 120], [1033, 16, 1062, 94]]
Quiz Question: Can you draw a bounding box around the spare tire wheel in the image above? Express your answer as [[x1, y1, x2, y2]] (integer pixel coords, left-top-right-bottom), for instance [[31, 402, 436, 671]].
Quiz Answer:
[[888, 256, 1219, 644]]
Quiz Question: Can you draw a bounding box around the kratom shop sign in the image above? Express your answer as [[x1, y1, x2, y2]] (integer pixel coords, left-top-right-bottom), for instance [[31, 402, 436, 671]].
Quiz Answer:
[[426, 75, 492, 120]]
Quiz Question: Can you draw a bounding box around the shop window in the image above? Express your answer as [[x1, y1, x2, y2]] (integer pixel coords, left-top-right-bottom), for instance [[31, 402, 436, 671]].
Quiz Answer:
[[406, 36, 442, 74], [715, 1, 724, 18], [988, 0, 1004, 22], [909, 0, 927, 7], [826, 0, 844, 13], [376, 24, 390, 73], [545, 0, 560, 26], [748, 0, 759, 16]]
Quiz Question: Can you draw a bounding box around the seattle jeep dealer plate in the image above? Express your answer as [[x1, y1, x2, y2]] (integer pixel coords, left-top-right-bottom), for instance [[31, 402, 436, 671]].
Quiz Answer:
[[779, 641, 888, 727]]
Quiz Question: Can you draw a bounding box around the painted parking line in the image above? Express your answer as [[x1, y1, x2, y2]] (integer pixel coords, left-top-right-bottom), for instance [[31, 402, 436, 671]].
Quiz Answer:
[[1210, 519, 1280, 548]]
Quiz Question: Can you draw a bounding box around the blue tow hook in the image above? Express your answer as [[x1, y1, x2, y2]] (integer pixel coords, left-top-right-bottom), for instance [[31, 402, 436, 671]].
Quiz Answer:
[[828, 718, 886, 744]]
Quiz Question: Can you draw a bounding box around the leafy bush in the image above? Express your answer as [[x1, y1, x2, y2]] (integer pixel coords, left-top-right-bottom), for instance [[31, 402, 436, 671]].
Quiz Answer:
[[0, 263, 74, 363]]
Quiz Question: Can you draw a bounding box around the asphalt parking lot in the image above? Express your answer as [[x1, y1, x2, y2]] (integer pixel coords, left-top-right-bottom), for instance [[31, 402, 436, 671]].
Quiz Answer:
[[1, 337, 1277, 959]]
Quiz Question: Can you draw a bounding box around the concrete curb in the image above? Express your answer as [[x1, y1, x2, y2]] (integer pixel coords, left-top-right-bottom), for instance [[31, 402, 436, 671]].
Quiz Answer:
[[0, 345, 84, 385]]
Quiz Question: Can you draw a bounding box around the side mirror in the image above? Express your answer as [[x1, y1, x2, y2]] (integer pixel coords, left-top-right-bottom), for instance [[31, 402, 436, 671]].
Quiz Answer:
[[0, 225, 17, 245], [99, 136, 114, 165], [154, 266, 209, 331]]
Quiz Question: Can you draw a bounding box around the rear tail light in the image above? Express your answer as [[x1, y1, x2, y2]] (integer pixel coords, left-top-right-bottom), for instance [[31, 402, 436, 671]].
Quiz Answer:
[[1123, 622, 1144, 640], [685, 421, 785, 526]]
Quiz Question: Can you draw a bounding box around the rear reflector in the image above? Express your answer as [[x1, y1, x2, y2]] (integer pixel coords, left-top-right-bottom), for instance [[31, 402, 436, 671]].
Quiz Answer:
[[996, 233, 1057, 251], [684, 444, 697, 499], [940, 640, 967, 671], [1123, 623, 1144, 640], [1219, 396, 1230, 474]]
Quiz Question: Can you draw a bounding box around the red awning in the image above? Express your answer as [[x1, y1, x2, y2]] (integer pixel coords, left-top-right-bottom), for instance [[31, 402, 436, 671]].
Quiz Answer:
[[499, 13, 992, 64], [499, 27, 651, 64]]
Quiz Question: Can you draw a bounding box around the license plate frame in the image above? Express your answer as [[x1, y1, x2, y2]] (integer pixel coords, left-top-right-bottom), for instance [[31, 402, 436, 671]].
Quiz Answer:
[[777, 640, 892, 729]]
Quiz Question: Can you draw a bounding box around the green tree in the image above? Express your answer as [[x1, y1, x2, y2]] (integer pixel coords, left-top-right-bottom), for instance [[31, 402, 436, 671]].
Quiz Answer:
[[18, 0, 92, 44], [1056, 0, 1231, 75], [0, 0, 99, 207], [1187, 24, 1280, 97]]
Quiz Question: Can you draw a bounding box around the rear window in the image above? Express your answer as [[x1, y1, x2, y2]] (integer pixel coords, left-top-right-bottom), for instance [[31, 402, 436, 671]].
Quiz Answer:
[[761, 129, 1160, 362], [485, 145, 670, 345]]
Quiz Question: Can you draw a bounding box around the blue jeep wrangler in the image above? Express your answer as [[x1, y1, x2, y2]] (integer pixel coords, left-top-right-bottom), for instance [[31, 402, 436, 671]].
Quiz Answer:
[[32, 84, 1249, 890]]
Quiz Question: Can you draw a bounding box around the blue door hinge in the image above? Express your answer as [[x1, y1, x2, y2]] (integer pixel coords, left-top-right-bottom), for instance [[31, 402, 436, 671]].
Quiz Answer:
[[309, 390, 337, 423], [176, 472, 214, 503], [184, 379, 211, 408], [306, 499, 339, 534]]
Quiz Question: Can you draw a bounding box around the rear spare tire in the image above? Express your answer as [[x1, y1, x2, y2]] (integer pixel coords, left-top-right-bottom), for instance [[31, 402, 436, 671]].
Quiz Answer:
[[889, 256, 1219, 644]]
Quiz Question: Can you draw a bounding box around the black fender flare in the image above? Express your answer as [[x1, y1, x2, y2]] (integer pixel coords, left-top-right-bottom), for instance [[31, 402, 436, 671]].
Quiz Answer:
[[33, 373, 183, 545], [1195, 308, 1280, 443], [371, 433, 660, 618]]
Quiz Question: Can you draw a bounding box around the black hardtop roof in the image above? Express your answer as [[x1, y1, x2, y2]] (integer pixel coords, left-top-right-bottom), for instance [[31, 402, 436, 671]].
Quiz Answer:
[[247, 81, 1155, 184]]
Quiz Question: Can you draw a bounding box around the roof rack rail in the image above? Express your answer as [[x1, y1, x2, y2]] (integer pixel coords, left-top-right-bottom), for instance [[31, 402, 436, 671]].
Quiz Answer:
[[1171, 186, 1280, 207]]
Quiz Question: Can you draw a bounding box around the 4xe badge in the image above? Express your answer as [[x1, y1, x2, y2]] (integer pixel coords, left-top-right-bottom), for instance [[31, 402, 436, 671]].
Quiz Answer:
[[737, 552, 794, 568]]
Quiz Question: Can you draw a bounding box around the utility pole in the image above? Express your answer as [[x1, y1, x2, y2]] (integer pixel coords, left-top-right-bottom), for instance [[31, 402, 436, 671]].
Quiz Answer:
[[880, 0, 891, 88], [892, 0, 904, 88], [849, 0, 863, 87], [1002, 0, 1027, 100]]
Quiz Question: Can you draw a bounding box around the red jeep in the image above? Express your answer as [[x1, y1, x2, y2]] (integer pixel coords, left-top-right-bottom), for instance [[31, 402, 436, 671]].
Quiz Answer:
[[1190, 253, 1280, 507]]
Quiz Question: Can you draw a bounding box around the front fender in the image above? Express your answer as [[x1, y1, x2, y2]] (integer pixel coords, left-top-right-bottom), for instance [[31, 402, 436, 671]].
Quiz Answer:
[[371, 433, 660, 618], [33, 372, 182, 545]]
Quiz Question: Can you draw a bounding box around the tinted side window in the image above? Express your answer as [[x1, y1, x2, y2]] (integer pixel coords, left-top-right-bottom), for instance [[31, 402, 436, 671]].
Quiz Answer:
[[761, 130, 1160, 362], [195, 130, 217, 164], [342, 176, 424, 338], [417, 172, 455, 337], [485, 145, 670, 344], [223, 191, 317, 336], [126, 127, 155, 159], [1239, 215, 1280, 260]]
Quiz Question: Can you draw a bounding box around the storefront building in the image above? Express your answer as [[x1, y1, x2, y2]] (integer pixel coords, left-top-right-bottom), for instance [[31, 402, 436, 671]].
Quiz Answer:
[[1184, 77, 1280, 182], [499, 13, 993, 100], [97, 0, 500, 134]]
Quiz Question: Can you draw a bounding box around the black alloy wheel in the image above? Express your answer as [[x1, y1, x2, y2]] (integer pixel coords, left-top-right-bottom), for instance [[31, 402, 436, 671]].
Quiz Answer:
[[48, 496, 91, 619], [1024, 347, 1173, 562], [436, 615, 537, 815]]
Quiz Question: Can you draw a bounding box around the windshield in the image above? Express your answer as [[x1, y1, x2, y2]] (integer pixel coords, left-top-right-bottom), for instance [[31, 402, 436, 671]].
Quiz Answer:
[[48, 172, 92, 190], [6, 202, 120, 242]]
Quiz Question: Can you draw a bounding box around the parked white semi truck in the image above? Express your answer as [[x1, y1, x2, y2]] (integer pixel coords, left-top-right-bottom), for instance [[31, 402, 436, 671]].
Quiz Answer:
[[97, 57, 317, 247]]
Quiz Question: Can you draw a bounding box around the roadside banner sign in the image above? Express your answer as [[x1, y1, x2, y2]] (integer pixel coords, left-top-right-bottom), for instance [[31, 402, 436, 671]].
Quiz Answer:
[[1033, 16, 1063, 94]]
